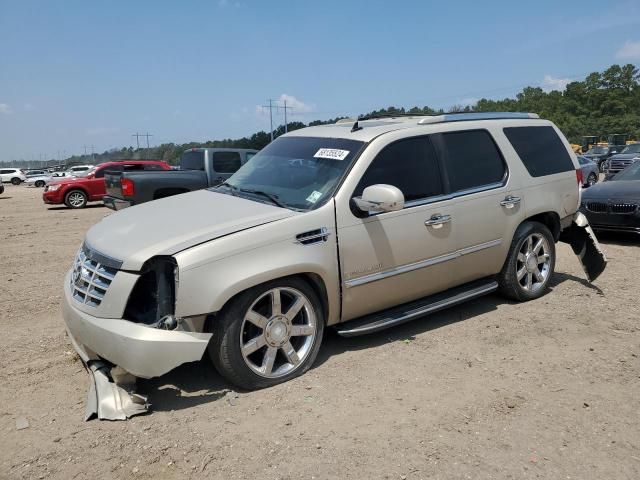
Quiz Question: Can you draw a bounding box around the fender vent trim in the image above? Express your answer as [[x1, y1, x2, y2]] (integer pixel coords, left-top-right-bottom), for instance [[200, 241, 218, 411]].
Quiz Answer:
[[295, 227, 330, 245]]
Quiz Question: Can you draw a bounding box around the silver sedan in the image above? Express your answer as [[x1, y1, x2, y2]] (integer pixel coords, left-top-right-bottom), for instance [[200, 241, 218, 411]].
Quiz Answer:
[[578, 155, 599, 187]]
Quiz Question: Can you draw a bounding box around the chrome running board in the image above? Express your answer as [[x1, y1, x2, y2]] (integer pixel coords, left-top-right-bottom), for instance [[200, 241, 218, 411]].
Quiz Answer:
[[336, 279, 498, 337]]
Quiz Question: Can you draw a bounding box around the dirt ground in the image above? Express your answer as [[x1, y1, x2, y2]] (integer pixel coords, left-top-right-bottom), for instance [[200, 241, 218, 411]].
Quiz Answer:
[[1, 184, 639, 480]]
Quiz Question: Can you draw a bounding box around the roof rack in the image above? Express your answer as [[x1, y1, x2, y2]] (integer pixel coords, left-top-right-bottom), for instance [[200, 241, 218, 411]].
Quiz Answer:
[[416, 112, 539, 125]]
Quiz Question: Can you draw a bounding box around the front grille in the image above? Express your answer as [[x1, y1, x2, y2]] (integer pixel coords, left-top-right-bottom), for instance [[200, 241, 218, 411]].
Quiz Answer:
[[610, 203, 637, 214], [586, 202, 608, 213], [70, 248, 117, 307], [609, 160, 634, 172]]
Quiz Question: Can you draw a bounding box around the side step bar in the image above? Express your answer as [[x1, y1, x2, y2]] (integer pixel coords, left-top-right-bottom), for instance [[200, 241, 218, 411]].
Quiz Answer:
[[335, 279, 498, 337]]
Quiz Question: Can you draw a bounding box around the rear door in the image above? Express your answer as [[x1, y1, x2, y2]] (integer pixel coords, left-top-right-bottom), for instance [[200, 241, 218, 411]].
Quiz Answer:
[[432, 129, 525, 285]]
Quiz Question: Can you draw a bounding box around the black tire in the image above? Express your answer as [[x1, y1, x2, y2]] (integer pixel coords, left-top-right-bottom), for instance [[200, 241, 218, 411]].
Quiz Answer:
[[35, 180, 45, 188], [498, 221, 556, 302], [209, 277, 325, 390], [11, 177, 21, 185], [64, 190, 88, 209], [599, 161, 605, 173], [586, 173, 597, 187]]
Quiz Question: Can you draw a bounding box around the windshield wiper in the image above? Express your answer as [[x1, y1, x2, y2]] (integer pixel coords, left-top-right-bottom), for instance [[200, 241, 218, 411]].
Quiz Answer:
[[238, 188, 286, 208]]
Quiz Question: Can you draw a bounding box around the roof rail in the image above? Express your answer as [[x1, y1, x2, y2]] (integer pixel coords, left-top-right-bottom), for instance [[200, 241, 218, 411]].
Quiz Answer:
[[417, 112, 539, 125]]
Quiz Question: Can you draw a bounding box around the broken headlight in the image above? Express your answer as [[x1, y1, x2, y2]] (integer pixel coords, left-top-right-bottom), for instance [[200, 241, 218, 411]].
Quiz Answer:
[[124, 257, 178, 326]]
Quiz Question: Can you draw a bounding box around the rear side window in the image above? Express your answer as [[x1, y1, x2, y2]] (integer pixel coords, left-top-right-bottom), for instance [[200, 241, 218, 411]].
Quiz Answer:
[[354, 136, 443, 202], [181, 151, 205, 170], [504, 126, 574, 177], [212, 151, 242, 173], [436, 130, 506, 192]]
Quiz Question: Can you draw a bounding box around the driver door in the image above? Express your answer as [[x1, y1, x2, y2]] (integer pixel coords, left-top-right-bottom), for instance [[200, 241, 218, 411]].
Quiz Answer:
[[336, 135, 459, 321]]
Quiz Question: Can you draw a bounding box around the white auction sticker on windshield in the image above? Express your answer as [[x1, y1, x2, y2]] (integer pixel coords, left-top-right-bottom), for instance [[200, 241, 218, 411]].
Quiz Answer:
[[313, 148, 350, 160], [306, 190, 323, 203]]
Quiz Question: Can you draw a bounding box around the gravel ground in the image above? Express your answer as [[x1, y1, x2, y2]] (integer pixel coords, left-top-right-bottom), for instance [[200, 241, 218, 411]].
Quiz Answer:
[[1, 184, 639, 480]]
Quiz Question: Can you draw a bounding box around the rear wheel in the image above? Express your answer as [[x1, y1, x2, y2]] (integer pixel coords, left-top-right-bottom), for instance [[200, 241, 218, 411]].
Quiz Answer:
[[209, 277, 324, 390], [35, 180, 45, 188], [11, 177, 21, 185], [498, 221, 555, 301], [65, 190, 87, 209]]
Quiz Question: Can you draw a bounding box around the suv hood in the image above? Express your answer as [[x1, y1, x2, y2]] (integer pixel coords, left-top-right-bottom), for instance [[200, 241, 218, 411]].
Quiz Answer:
[[85, 190, 297, 270]]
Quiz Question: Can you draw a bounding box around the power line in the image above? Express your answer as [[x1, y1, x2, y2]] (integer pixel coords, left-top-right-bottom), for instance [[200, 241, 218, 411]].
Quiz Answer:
[[261, 99, 294, 141]]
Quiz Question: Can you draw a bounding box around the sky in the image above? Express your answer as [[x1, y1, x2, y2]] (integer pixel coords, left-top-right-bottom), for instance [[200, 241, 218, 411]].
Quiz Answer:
[[1, 0, 640, 162]]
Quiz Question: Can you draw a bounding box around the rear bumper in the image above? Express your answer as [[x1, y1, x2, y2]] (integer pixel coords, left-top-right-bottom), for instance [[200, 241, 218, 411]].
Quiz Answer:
[[103, 195, 132, 211], [62, 270, 212, 379]]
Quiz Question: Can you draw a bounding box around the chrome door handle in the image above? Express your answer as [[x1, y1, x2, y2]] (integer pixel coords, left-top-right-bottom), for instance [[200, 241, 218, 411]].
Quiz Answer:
[[425, 214, 451, 229], [500, 195, 521, 209]]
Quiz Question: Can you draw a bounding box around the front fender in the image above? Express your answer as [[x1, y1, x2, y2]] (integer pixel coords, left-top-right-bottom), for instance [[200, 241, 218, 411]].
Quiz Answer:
[[174, 232, 341, 325]]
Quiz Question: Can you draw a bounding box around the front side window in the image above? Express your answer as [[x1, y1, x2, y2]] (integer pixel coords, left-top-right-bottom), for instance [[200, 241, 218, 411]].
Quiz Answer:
[[354, 136, 443, 202], [436, 130, 506, 192], [504, 126, 574, 177], [212, 152, 242, 173], [219, 136, 365, 211]]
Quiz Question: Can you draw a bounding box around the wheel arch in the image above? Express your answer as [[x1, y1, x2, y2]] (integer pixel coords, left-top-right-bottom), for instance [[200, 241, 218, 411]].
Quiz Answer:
[[522, 211, 561, 242]]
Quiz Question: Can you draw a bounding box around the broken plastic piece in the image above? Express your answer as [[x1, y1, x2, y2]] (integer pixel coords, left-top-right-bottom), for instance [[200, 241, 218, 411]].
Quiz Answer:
[[560, 211, 607, 282], [85, 360, 149, 421]]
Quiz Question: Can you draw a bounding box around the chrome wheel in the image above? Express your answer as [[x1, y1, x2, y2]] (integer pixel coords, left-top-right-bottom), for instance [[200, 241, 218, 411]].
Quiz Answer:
[[516, 234, 551, 293], [587, 173, 597, 187], [240, 287, 317, 378], [67, 191, 86, 207]]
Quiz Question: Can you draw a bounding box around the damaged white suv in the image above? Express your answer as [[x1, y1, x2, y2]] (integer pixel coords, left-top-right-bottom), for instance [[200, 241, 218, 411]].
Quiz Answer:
[[63, 112, 605, 418]]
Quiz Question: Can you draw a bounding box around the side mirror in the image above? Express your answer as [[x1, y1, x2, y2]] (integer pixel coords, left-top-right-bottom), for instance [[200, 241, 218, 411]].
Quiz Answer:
[[353, 184, 404, 214]]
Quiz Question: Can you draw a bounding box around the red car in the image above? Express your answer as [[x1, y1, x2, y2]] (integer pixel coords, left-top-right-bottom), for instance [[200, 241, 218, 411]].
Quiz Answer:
[[43, 160, 171, 209]]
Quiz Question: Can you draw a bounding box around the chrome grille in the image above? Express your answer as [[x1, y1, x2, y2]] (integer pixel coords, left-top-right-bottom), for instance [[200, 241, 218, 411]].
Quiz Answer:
[[586, 202, 608, 213], [610, 203, 637, 214], [609, 160, 634, 173], [70, 249, 117, 307]]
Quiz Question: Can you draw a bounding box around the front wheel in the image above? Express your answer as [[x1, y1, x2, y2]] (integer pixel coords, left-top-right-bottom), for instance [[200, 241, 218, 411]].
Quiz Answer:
[[209, 278, 324, 390], [64, 190, 87, 209], [586, 173, 597, 187], [11, 177, 21, 185], [498, 221, 555, 302]]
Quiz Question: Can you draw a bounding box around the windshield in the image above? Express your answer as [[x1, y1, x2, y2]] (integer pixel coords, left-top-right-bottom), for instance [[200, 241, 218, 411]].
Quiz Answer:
[[215, 136, 365, 210], [620, 144, 640, 154], [613, 162, 640, 181], [586, 146, 608, 155]]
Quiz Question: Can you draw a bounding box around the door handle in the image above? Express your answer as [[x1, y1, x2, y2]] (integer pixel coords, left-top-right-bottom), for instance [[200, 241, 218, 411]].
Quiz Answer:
[[424, 214, 451, 229], [500, 195, 521, 209]]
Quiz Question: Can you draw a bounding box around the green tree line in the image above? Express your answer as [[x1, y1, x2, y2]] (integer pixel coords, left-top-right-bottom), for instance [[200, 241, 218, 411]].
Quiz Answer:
[[5, 63, 639, 168]]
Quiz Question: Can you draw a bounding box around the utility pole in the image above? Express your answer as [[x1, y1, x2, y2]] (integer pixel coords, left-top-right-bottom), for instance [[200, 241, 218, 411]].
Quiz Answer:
[[262, 99, 294, 140], [132, 132, 142, 149], [281, 99, 293, 133], [262, 99, 275, 142], [142, 132, 153, 148]]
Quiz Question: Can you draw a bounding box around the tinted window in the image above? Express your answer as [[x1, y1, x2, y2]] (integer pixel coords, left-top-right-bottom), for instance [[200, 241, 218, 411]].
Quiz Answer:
[[143, 164, 166, 170], [97, 165, 123, 178], [0, 170, 10, 174], [436, 130, 506, 192], [246, 152, 257, 161], [181, 151, 205, 170], [504, 126, 574, 177], [354, 136, 442, 202], [212, 152, 242, 173]]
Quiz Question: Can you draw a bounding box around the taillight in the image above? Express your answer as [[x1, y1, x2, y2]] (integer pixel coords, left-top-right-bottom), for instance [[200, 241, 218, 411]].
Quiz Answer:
[[576, 168, 583, 186], [121, 178, 135, 197]]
